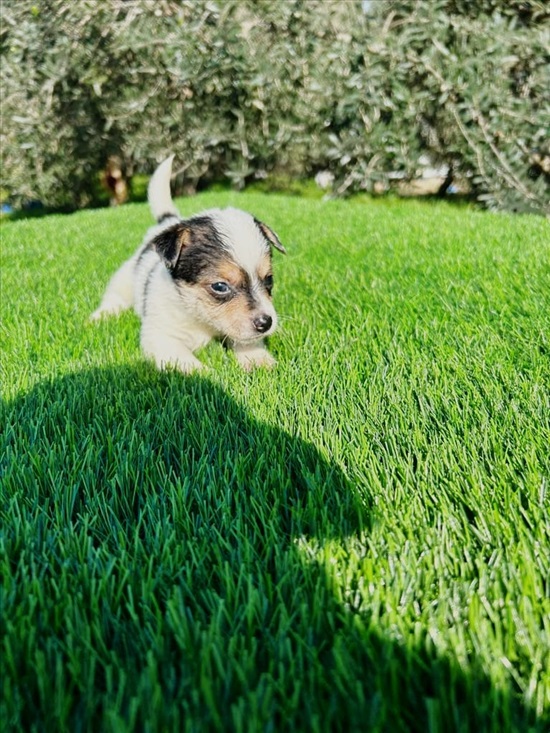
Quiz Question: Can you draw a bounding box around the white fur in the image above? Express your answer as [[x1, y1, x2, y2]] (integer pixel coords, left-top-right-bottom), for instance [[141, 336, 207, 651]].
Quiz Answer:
[[91, 156, 280, 372], [147, 154, 178, 221], [209, 207, 268, 274]]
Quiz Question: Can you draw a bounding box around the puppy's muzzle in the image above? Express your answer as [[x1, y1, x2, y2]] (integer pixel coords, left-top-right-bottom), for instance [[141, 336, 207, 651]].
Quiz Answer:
[[253, 314, 273, 334]]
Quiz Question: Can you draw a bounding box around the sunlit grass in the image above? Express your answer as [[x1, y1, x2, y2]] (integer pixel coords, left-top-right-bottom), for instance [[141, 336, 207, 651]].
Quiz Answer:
[[1, 193, 549, 732]]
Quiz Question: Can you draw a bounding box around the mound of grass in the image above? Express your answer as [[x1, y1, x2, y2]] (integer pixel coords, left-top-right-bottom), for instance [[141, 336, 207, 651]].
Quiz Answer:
[[1, 193, 549, 732]]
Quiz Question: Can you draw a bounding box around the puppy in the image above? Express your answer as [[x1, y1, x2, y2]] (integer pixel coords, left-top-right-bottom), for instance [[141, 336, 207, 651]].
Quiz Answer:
[[91, 155, 286, 372]]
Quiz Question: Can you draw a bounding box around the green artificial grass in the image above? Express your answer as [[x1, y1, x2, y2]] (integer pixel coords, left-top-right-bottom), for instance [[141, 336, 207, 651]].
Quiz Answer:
[[1, 192, 549, 733]]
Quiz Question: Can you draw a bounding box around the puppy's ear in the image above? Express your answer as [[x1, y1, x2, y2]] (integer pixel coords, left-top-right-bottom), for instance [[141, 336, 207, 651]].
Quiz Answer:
[[254, 218, 287, 255], [151, 224, 191, 271]]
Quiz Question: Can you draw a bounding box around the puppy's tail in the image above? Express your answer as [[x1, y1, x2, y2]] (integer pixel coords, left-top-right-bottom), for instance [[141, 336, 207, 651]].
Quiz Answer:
[[148, 154, 179, 223]]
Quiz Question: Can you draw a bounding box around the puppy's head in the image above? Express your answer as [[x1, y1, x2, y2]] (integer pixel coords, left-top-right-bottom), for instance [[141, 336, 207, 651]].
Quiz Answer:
[[151, 208, 286, 343]]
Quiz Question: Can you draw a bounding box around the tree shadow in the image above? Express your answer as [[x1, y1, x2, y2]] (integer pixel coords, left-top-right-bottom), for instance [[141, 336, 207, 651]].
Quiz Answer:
[[1, 367, 546, 732]]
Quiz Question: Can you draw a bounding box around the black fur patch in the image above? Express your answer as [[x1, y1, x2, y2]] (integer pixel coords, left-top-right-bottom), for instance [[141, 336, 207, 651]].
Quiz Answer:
[[152, 216, 227, 283], [157, 212, 176, 225], [141, 261, 161, 316], [175, 216, 227, 284], [151, 224, 185, 270]]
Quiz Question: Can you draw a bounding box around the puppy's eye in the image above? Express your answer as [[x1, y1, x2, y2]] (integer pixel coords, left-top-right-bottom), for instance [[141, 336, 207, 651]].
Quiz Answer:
[[263, 275, 273, 294], [210, 282, 232, 297]]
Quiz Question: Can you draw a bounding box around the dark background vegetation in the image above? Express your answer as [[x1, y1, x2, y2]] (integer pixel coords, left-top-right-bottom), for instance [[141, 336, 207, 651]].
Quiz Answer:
[[1, 0, 548, 213]]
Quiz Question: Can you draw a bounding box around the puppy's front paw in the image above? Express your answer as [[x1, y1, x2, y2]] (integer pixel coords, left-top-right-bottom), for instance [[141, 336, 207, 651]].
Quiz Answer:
[[234, 345, 277, 371], [156, 355, 207, 374], [142, 336, 206, 374]]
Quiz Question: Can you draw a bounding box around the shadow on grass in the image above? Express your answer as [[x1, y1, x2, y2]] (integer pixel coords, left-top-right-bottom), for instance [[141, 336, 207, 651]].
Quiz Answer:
[[1, 367, 545, 732]]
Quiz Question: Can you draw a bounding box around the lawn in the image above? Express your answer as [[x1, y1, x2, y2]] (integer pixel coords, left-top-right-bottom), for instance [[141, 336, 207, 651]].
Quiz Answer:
[[1, 192, 549, 732]]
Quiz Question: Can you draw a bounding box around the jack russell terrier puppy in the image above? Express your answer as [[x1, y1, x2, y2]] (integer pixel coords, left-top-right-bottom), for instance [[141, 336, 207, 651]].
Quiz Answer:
[[91, 155, 286, 372]]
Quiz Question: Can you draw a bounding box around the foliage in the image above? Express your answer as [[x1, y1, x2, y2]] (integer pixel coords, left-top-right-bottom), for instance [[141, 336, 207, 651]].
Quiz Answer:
[[1, 0, 548, 212], [351, 0, 550, 212]]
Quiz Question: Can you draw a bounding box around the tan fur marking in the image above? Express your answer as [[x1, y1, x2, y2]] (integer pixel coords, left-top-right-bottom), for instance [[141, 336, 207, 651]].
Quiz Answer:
[[177, 227, 192, 248], [190, 287, 263, 341], [258, 253, 272, 281], [213, 261, 247, 288]]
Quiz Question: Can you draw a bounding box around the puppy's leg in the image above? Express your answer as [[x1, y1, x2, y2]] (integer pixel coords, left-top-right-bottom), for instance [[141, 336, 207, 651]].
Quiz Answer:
[[233, 341, 276, 370], [141, 329, 205, 373], [90, 258, 135, 320]]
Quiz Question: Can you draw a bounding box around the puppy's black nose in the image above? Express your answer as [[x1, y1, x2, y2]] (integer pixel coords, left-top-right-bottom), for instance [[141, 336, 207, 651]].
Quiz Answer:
[[253, 314, 272, 333]]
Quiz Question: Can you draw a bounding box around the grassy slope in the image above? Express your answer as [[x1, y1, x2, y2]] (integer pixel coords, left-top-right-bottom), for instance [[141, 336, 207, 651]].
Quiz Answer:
[[1, 193, 549, 732]]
